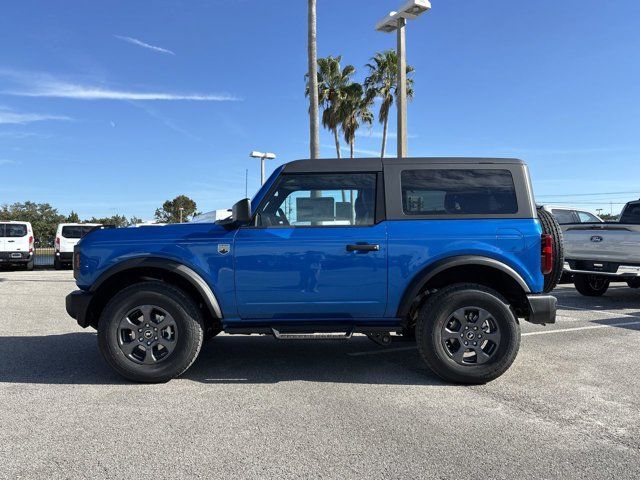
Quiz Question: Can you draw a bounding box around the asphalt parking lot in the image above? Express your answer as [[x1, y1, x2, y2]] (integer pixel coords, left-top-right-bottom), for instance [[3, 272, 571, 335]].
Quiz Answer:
[[1, 270, 639, 479]]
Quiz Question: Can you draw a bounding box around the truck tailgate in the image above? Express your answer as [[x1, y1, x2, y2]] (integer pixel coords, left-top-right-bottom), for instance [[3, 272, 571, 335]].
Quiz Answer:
[[564, 223, 640, 263]]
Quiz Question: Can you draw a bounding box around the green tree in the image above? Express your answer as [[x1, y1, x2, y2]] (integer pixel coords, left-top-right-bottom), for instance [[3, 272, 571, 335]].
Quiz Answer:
[[86, 214, 129, 228], [340, 83, 374, 158], [306, 55, 355, 158], [364, 50, 414, 158], [154, 195, 198, 223], [0, 201, 65, 242], [67, 210, 81, 223]]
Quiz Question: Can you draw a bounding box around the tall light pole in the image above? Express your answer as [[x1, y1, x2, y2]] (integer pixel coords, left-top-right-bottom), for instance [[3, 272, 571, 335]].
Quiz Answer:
[[250, 151, 276, 185], [179, 207, 184, 223], [376, 0, 431, 159]]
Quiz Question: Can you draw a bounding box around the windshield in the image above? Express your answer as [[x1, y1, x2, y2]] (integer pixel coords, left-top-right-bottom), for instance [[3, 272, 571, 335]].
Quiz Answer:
[[620, 202, 640, 224]]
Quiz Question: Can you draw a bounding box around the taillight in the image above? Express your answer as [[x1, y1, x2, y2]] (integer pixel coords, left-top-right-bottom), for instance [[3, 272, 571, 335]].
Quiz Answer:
[[541, 234, 553, 275], [28, 235, 34, 253], [55, 236, 60, 250]]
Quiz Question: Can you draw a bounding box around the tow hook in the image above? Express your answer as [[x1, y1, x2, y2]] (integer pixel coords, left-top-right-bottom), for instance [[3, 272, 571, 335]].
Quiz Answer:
[[366, 332, 392, 346]]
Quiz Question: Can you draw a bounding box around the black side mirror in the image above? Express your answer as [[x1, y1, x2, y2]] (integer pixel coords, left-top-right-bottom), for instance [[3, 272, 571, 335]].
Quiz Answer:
[[231, 198, 252, 225]]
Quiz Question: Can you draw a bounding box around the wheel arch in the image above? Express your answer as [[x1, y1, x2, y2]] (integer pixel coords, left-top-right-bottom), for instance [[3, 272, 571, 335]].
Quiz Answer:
[[85, 258, 222, 330], [397, 255, 531, 321]]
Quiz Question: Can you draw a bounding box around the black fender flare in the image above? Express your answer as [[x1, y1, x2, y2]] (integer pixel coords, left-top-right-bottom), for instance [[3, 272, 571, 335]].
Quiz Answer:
[[396, 255, 531, 318], [91, 257, 222, 319]]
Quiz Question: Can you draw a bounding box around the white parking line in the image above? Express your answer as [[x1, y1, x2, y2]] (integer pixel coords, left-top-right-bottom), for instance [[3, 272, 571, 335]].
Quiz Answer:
[[522, 320, 640, 336], [349, 318, 640, 356], [558, 304, 640, 319]]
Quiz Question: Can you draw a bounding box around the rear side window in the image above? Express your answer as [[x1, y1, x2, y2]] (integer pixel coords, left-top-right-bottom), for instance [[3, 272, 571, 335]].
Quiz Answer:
[[577, 211, 600, 223], [61, 225, 97, 238], [551, 209, 577, 224], [620, 203, 640, 224], [2, 224, 28, 237], [401, 169, 518, 215], [61, 226, 83, 238]]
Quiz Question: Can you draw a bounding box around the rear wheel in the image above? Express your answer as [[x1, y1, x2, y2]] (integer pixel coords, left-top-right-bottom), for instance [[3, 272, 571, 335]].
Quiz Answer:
[[574, 274, 610, 296], [416, 283, 520, 384], [537, 207, 564, 293], [98, 282, 204, 383], [25, 259, 34, 271], [53, 257, 62, 270]]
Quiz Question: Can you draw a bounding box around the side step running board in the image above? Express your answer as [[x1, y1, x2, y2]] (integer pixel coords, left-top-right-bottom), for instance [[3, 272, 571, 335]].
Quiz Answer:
[[271, 328, 353, 340]]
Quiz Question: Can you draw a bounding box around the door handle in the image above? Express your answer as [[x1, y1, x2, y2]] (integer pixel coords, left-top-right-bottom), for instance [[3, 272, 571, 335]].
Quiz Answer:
[[346, 243, 380, 252]]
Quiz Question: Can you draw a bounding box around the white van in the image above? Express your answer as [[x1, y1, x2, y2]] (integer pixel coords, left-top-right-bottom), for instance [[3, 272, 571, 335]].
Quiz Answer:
[[54, 223, 100, 269], [0, 221, 34, 270]]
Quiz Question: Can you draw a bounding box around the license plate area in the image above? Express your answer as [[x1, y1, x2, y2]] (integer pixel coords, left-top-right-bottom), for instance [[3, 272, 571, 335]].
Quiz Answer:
[[10, 253, 22, 259]]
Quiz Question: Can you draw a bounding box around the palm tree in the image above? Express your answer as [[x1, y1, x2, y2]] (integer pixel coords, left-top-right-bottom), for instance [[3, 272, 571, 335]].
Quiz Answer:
[[306, 56, 355, 158], [340, 83, 374, 158], [307, 0, 319, 159], [364, 50, 414, 158]]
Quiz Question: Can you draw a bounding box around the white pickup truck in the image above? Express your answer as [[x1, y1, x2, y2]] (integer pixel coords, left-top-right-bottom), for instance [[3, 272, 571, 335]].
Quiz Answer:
[[563, 200, 640, 296]]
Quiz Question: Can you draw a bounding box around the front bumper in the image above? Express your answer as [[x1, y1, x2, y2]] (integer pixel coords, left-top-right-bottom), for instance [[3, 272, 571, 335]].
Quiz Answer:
[[526, 294, 557, 325], [66, 290, 94, 328]]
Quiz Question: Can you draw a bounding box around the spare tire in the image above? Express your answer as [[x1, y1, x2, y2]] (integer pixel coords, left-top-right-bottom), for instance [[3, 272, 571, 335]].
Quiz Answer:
[[537, 207, 564, 293]]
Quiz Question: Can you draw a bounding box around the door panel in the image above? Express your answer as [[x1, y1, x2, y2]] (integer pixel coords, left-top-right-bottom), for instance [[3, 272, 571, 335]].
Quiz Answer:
[[234, 224, 387, 319]]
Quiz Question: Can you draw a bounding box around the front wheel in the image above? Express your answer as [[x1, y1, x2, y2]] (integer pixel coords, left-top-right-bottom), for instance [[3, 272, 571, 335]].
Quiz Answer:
[[574, 274, 610, 297], [98, 282, 204, 383], [416, 283, 520, 384]]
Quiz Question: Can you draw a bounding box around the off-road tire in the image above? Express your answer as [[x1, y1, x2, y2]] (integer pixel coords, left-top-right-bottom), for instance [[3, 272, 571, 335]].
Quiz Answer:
[[25, 259, 34, 271], [537, 207, 564, 293], [53, 257, 62, 270], [416, 283, 521, 384], [98, 281, 204, 383], [574, 274, 610, 296]]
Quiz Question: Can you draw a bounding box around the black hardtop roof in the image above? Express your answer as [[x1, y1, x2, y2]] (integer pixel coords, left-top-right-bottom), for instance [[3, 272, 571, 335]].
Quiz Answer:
[[282, 157, 525, 173]]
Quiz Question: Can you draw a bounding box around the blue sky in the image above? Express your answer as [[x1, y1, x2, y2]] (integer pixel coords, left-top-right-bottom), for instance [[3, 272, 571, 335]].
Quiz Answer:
[[1, 0, 639, 219]]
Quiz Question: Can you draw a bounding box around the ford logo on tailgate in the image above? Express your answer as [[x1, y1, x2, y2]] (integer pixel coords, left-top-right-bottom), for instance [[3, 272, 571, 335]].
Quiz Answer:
[[590, 235, 603, 243]]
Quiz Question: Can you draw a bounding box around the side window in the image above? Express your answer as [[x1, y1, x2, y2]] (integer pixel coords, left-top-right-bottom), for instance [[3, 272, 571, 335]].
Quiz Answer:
[[401, 169, 518, 215], [577, 211, 599, 223], [256, 173, 377, 227], [0, 224, 5, 237], [551, 209, 578, 224]]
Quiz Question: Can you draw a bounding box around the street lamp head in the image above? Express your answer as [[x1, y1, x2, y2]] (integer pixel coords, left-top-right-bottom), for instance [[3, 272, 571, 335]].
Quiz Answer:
[[250, 151, 276, 160], [375, 0, 431, 32]]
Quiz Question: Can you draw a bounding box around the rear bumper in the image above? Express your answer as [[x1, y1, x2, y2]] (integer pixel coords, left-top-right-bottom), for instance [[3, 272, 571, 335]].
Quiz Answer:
[[526, 294, 557, 325], [66, 290, 94, 328], [564, 260, 640, 278], [0, 252, 32, 264], [56, 251, 74, 262]]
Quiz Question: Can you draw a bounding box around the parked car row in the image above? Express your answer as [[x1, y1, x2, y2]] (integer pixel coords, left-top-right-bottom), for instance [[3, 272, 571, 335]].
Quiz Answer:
[[0, 222, 102, 271], [543, 200, 640, 296]]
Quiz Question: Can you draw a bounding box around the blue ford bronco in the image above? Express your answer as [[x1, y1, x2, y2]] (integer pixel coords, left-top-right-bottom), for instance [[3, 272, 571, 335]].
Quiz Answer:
[[66, 157, 561, 384]]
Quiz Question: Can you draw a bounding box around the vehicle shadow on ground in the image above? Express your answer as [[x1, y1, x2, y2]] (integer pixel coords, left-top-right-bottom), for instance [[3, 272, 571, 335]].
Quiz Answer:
[[0, 332, 444, 386]]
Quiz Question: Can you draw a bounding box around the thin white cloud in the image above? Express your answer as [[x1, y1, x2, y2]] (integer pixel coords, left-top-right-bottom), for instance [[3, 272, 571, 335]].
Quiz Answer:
[[0, 159, 18, 165], [358, 130, 418, 140], [114, 35, 176, 56], [321, 143, 381, 157], [0, 69, 240, 102], [0, 106, 72, 124]]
